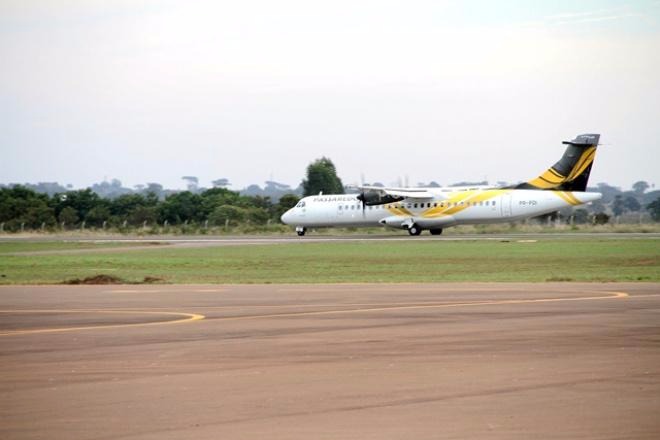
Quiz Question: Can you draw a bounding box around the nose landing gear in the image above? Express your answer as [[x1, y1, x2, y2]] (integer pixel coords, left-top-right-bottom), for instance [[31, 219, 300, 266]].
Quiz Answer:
[[296, 227, 307, 237]]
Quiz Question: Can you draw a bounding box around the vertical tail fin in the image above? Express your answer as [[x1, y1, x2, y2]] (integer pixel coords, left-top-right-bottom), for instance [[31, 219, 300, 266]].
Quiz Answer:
[[516, 134, 600, 191]]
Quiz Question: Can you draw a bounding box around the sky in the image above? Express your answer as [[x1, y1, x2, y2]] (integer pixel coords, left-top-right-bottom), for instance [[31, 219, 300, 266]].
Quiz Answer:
[[1, 0, 659, 191]]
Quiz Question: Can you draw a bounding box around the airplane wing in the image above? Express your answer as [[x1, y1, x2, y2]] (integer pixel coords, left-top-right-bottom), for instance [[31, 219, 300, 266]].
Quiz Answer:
[[358, 186, 440, 200]]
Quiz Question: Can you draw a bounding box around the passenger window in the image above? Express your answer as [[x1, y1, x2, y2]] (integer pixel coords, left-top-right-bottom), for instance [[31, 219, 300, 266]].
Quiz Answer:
[[414, 203, 418, 208], [338, 205, 342, 210], [433, 203, 437, 207], [492, 201, 496, 206]]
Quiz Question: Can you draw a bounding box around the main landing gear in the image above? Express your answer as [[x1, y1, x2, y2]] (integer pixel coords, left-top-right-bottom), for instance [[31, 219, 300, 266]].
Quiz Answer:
[[407, 224, 443, 236]]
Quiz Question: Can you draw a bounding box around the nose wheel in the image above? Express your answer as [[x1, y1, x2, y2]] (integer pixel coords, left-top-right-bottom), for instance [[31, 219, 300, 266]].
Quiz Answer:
[[407, 224, 422, 236], [296, 227, 307, 236]]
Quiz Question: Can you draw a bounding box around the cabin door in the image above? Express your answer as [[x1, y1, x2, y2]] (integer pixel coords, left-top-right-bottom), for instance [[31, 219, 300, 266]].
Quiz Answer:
[[500, 194, 512, 218]]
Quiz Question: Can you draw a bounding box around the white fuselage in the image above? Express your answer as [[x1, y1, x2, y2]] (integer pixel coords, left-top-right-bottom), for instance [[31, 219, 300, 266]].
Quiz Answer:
[[281, 187, 601, 230]]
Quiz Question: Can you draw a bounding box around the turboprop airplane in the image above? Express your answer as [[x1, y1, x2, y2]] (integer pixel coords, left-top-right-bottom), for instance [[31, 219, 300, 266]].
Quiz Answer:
[[281, 133, 602, 236]]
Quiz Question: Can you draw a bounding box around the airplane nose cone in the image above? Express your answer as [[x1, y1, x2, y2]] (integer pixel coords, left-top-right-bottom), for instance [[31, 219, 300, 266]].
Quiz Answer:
[[281, 209, 293, 224]]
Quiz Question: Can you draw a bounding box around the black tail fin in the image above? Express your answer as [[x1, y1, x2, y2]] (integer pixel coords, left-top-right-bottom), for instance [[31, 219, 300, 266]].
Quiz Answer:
[[515, 134, 599, 191]]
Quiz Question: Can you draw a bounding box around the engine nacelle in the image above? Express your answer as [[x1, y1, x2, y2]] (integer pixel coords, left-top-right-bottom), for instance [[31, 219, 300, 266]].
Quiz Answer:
[[378, 216, 409, 229]]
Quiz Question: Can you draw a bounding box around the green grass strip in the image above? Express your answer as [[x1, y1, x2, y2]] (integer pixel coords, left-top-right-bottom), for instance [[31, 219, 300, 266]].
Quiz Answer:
[[0, 239, 658, 284]]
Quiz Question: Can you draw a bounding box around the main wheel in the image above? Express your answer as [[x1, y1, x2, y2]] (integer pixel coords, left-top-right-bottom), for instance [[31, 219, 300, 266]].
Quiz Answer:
[[407, 224, 422, 236], [429, 228, 443, 235]]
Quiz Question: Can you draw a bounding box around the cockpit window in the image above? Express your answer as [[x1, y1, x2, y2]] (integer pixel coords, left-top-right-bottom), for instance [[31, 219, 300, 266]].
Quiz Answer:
[[296, 201, 306, 208]]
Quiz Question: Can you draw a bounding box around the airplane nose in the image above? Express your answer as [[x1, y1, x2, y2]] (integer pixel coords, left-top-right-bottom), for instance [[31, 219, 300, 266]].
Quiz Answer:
[[281, 209, 293, 224]]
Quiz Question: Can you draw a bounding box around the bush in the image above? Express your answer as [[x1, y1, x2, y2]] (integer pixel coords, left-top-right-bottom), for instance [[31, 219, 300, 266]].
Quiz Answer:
[[593, 212, 610, 225], [208, 205, 247, 226]]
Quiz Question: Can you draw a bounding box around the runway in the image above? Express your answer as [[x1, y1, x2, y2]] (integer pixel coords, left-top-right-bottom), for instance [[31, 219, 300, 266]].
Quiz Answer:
[[1, 232, 658, 250], [1, 283, 659, 439]]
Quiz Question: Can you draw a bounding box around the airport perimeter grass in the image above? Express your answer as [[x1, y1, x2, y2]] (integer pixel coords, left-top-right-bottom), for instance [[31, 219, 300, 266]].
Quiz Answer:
[[0, 241, 151, 254], [0, 238, 658, 284]]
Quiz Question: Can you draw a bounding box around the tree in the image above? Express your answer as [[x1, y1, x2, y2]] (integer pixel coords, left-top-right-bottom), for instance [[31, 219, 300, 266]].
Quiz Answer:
[[52, 189, 101, 220], [145, 183, 164, 199], [572, 208, 590, 224], [208, 205, 246, 226], [58, 206, 79, 226], [127, 206, 158, 226], [23, 206, 56, 228], [632, 181, 650, 195], [612, 195, 625, 217], [212, 178, 230, 188], [159, 191, 203, 224], [246, 207, 269, 225], [623, 196, 641, 212], [593, 212, 610, 225], [648, 196, 660, 222], [85, 206, 111, 227], [596, 183, 622, 203], [301, 157, 344, 196], [182, 176, 199, 192], [110, 194, 157, 218]]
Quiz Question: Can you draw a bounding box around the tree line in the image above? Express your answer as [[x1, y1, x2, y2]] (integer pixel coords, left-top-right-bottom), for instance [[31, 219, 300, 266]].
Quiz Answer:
[[0, 186, 300, 232], [0, 157, 345, 232], [1, 157, 659, 232]]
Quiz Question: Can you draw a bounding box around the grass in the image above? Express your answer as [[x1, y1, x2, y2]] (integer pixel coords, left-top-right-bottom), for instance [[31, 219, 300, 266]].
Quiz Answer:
[[0, 239, 658, 284], [0, 241, 152, 254]]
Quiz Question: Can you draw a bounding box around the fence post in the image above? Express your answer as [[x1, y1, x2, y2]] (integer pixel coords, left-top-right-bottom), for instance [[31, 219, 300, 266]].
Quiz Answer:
[[41, 222, 46, 231], [204, 220, 208, 229], [81, 220, 85, 231], [102, 220, 107, 230], [0, 222, 4, 232], [20, 222, 25, 233]]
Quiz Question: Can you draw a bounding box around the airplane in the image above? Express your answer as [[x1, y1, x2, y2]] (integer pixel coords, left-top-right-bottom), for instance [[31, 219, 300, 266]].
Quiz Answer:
[[281, 133, 602, 236]]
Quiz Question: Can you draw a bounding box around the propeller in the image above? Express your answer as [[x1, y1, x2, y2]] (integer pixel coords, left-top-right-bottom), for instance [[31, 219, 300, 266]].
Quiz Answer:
[[357, 190, 366, 213]]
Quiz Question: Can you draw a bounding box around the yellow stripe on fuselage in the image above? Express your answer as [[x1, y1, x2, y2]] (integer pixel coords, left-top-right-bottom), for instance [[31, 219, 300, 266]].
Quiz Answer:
[[418, 189, 508, 219], [554, 191, 581, 206]]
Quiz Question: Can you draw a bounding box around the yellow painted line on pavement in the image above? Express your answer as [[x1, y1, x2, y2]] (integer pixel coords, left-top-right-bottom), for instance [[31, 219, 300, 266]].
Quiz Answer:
[[217, 291, 629, 321], [0, 309, 205, 336]]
